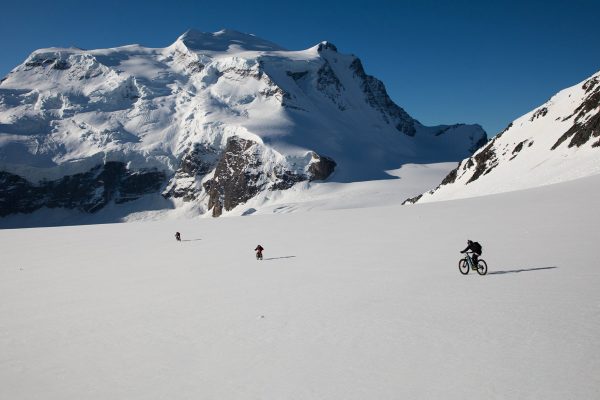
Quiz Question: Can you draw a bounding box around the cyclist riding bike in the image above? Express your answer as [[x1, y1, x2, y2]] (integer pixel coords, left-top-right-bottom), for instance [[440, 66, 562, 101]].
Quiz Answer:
[[460, 240, 482, 265]]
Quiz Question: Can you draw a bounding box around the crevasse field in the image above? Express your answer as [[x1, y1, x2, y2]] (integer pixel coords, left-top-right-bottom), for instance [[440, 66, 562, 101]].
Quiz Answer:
[[1, 168, 599, 399]]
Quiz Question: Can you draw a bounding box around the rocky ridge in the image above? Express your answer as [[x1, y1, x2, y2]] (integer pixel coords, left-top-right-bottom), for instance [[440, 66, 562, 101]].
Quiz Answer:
[[406, 70, 600, 204]]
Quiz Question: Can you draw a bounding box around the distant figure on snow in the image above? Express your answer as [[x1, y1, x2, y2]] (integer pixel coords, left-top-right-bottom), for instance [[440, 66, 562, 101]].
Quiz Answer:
[[255, 245, 264, 260], [461, 239, 482, 265], [175, 232, 181, 242]]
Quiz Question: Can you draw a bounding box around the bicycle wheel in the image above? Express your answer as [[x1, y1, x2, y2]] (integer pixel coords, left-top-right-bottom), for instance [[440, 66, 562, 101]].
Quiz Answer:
[[476, 259, 488, 275], [458, 259, 469, 275]]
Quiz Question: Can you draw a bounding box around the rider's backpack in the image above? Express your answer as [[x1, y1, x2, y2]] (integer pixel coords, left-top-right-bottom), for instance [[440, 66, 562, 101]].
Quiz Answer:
[[472, 242, 482, 254]]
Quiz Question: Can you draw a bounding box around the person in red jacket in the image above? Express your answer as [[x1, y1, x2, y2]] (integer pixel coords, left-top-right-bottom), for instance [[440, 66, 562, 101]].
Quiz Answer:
[[255, 245, 264, 260]]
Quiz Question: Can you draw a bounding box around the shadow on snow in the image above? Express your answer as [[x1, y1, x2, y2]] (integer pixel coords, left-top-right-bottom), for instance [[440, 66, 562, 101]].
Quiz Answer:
[[488, 266, 558, 275], [262, 256, 296, 261]]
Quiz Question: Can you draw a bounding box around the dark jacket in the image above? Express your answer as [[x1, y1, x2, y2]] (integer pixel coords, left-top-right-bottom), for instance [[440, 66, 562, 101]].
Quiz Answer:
[[462, 242, 482, 254], [255, 245, 264, 252]]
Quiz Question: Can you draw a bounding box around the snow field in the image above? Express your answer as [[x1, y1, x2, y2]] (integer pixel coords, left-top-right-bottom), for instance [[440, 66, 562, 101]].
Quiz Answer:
[[1, 174, 599, 399]]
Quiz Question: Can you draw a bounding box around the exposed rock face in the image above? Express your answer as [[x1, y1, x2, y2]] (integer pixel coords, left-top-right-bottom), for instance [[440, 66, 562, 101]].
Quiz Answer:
[[317, 62, 346, 110], [551, 86, 600, 149], [307, 153, 337, 181], [465, 140, 499, 184], [203, 137, 336, 217], [0, 162, 165, 216], [163, 143, 220, 201], [203, 137, 264, 217], [349, 58, 416, 136]]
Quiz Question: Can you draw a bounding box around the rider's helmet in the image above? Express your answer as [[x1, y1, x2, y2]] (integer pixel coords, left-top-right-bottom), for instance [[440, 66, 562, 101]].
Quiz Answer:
[[467, 239, 473, 245]]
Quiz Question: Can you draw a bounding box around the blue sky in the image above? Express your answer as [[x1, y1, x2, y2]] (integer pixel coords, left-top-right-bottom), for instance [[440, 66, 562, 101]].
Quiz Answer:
[[1, 0, 599, 136]]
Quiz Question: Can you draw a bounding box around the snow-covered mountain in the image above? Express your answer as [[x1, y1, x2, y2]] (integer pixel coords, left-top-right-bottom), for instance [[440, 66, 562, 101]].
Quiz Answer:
[[406, 70, 600, 204], [0, 29, 486, 217]]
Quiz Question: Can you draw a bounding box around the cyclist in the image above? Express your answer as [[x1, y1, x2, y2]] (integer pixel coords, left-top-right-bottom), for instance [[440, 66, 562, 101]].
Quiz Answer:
[[255, 245, 264, 260], [461, 240, 482, 266]]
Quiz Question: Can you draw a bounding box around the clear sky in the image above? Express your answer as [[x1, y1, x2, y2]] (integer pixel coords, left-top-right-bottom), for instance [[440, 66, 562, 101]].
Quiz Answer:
[[1, 0, 599, 136]]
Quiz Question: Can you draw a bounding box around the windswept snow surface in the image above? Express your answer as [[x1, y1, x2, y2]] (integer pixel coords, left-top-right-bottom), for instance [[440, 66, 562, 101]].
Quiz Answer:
[[1, 175, 599, 399]]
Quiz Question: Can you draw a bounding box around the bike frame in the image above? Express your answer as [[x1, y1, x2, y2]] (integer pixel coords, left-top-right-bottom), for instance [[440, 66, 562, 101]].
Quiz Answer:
[[464, 251, 475, 269]]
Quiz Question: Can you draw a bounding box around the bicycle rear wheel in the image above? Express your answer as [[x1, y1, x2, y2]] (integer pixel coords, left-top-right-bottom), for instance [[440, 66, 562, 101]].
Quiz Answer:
[[458, 259, 469, 275], [476, 259, 488, 275]]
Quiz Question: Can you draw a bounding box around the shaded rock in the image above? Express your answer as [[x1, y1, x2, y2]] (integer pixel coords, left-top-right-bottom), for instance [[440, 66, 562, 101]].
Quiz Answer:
[[317, 42, 338, 53], [530, 107, 548, 121], [467, 140, 499, 184], [308, 153, 336, 181], [164, 143, 219, 201], [0, 162, 165, 216], [350, 58, 416, 136], [316, 61, 345, 110], [440, 167, 459, 186], [552, 88, 600, 150], [510, 140, 527, 160], [52, 60, 71, 70], [402, 194, 423, 205], [287, 71, 309, 81]]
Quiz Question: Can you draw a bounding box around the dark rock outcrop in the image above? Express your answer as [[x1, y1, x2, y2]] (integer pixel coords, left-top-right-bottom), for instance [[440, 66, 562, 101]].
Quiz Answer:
[[164, 143, 220, 201], [315, 61, 346, 111], [510, 140, 527, 160], [466, 141, 499, 184], [203, 137, 336, 217], [530, 107, 548, 121], [402, 194, 423, 205], [317, 42, 338, 53], [203, 137, 263, 217], [308, 153, 336, 180], [552, 80, 600, 150], [287, 71, 309, 81], [0, 162, 165, 216]]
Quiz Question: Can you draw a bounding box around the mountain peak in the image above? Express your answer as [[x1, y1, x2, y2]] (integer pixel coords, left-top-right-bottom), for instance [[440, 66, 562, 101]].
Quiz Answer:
[[317, 41, 338, 53], [0, 29, 486, 220], [176, 29, 286, 52]]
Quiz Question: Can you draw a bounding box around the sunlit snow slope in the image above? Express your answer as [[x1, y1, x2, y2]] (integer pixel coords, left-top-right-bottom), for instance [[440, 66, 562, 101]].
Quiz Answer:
[[1, 175, 599, 399]]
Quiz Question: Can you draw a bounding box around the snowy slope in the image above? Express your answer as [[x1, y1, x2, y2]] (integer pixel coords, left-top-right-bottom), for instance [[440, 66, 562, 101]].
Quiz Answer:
[[409, 70, 600, 203], [0, 29, 486, 219], [1, 175, 599, 399]]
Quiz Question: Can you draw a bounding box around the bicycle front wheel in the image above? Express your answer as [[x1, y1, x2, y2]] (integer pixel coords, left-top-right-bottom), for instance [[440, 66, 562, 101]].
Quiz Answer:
[[477, 260, 488, 275], [459, 259, 469, 275]]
